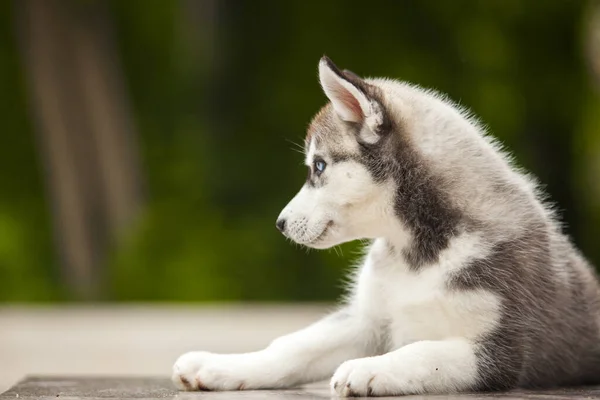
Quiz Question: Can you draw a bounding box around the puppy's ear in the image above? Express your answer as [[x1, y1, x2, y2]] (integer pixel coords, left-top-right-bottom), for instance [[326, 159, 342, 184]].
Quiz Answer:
[[342, 69, 362, 81], [318, 56, 386, 143]]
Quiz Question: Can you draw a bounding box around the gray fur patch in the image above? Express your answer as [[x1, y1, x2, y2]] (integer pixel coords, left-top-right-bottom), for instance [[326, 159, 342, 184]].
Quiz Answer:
[[355, 86, 465, 270], [449, 223, 600, 390]]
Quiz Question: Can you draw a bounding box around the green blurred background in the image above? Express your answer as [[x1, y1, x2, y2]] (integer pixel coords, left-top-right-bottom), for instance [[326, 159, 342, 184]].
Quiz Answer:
[[1, 0, 599, 303]]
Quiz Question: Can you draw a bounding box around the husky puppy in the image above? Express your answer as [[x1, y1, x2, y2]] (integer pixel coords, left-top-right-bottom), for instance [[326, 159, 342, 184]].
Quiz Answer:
[[172, 57, 600, 396]]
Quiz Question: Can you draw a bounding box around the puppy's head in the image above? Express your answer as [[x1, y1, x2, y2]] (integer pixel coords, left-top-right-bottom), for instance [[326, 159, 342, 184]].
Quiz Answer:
[[277, 57, 396, 249]]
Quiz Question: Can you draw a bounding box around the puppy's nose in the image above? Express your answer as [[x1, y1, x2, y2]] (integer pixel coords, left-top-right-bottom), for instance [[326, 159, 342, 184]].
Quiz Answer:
[[276, 218, 286, 233]]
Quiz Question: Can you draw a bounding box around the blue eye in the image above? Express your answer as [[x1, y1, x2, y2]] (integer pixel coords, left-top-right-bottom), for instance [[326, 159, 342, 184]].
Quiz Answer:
[[314, 160, 327, 174]]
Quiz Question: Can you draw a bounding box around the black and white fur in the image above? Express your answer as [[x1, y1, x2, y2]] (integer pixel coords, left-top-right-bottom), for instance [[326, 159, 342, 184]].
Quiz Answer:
[[172, 57, 600, 396]]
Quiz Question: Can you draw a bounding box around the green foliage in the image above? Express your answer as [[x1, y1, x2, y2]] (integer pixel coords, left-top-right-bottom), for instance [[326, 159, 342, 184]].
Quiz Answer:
[[0, 0, 598, 302]]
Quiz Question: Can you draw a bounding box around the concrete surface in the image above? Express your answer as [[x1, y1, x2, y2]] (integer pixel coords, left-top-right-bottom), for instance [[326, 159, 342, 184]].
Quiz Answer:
[[4, 376, 600, 400], [0, 304, 332, 393]]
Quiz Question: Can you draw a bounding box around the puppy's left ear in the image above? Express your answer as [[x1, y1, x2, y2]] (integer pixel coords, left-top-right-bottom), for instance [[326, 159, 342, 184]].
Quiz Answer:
[[318, 56, 386, 143]]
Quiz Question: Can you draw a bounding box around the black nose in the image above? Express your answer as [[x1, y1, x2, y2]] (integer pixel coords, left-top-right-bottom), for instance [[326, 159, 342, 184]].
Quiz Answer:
[[276, 218, 286, 232]]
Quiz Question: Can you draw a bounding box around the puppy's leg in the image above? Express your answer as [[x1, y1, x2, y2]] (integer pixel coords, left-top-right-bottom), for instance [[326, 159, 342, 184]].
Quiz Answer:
[[331, 338, 487, 397], [172, 309, 379, 391]]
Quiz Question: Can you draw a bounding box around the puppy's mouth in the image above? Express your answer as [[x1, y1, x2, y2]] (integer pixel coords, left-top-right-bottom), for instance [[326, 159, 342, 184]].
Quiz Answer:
[[306, 220, 334, 247]]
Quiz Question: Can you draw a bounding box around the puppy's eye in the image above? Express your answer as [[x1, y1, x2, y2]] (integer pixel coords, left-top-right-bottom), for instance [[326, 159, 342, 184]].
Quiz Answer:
[[314, 160, 327, 174]]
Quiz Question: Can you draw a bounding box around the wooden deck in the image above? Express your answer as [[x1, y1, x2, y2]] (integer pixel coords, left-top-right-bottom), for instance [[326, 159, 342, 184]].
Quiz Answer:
[[3, 376, 600, 400]]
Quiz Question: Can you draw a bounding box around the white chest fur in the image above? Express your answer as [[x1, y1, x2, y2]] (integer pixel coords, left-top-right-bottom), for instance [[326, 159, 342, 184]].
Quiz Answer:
[[352, 236, 501, 350]]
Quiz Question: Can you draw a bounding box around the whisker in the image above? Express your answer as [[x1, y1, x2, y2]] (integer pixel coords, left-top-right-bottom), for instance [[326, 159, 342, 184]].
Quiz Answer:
[[285, 138, 306, 155], [335, 246, 345, 257]]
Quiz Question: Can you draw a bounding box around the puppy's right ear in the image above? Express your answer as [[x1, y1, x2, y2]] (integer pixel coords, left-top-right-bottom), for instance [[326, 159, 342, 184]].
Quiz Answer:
[[318, 56, 385, 143]]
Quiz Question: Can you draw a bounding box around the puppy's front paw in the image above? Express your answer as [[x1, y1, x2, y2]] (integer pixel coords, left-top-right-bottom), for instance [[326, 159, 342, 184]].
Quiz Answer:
[[172, 351, 246, 391], [330, 357, 395, 397]]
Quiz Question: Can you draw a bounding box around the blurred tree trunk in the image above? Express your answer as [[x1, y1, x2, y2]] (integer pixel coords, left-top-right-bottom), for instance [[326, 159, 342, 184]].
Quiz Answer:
[[15, 0, 144, 300]]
